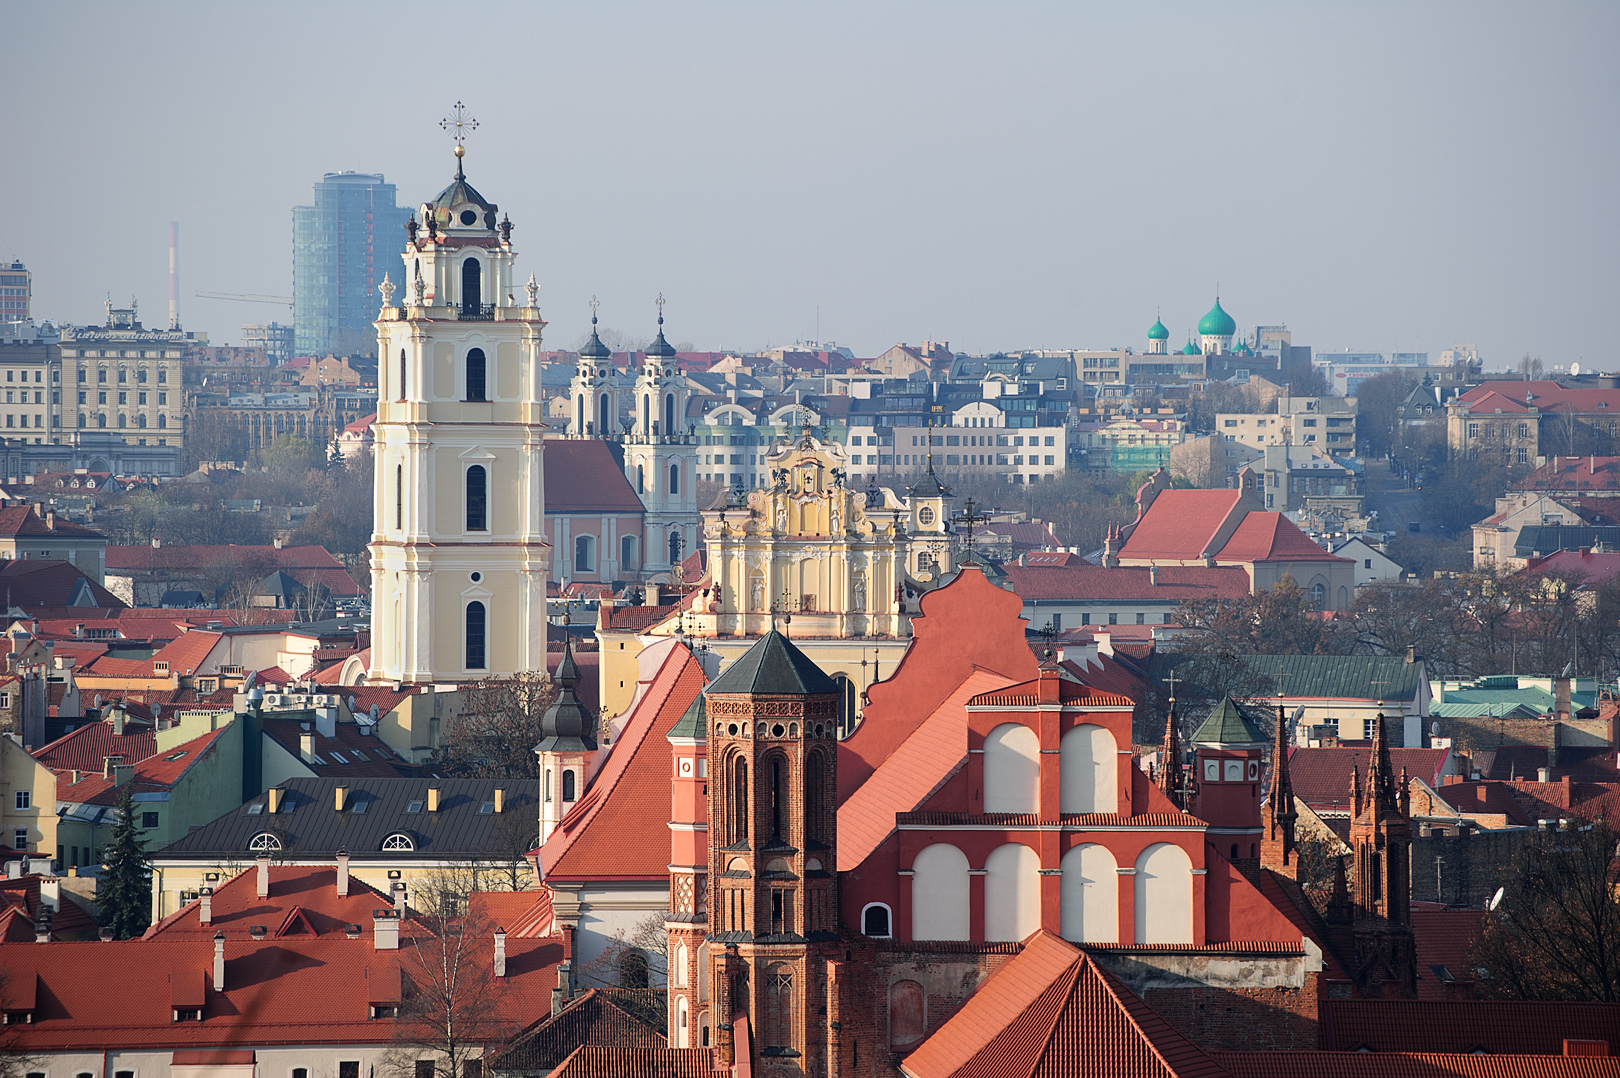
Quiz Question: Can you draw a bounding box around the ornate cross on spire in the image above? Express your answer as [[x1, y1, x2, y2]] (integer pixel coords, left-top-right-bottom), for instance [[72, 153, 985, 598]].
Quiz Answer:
[[656, 292, 666, 326], [1161, 669, 1180, 706], [589, 295, 600, 325], [441, 101, 478, 175], [956, 497, 987, 559]]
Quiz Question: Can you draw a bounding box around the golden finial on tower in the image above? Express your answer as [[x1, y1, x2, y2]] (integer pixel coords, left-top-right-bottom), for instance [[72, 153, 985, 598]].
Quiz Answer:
[[440, 101, 478, 176]]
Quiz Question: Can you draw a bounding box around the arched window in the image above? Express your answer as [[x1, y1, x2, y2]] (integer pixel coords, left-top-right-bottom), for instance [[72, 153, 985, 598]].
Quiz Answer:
[[1061, 843, 1118, 943], [763, 962, 795, 1049], [832, 674, 857, 738], [984, 842, 1040, 942], [597, 393, 610, 436], [664, 393, 676, 435], [399, 348, 407, 400], [673, 941, 689, 987], [669, 463, 680, 495], [767, 756, 788, 840], [574, 535, 596, 573], [637, 463, 645, 494], [466, 347, 487, 402], [1135, 842, 1194, 944], [247, 832, 282, 852], [805, 752, 825, 845], [620, 950, 650, 989], [621, 534, 638, 571], [136, 414, 146, 428], [466, 465, 487, 531], [911, 843, 970, 941], [889, 980, 926, 1047], [157, 414, 166, 429], [562, 769, 576, 801], [641, 394, 650, 433], [461, 257, 481, 314], [1310, 582, 1326, 607], [576, 395, 585, 434], [395, 464, 404, 530], [669, 529, 682, 565], [1060, 724, 1118, 814], [676, 995, 690, 1048], [380, 832, 415, 851], [732, 758, 749, 844], [465, 601, 487, 670], [862, 903, 892, 937], [983, 723, 1039, 814]]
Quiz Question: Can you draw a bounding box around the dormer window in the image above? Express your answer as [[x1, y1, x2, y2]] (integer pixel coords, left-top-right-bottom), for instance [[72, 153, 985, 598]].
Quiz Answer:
[[459, 210, 477, 226]]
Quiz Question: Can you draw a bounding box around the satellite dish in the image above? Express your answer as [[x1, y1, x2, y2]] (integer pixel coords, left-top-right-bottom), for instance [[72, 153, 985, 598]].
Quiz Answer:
[[1571, 361, 1582, 376], [1487, 886, 1505, 912], [1431, 720, 1440, 736]]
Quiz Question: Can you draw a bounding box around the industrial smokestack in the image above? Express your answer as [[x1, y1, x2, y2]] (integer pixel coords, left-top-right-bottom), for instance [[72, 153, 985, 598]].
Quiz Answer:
[[169, 221, 179, 330]]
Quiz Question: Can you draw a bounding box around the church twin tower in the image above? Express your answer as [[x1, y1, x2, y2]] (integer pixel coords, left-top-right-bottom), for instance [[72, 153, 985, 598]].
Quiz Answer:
[[368, 140, 691, 682]]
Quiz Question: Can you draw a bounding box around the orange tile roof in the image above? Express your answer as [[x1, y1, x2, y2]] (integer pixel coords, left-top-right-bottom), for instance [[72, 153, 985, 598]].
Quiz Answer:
[[904, 931, 1231, 1078], [1214, 1052, 1620, 1078], [838, 670, 1012, 871], [1118, 490, 1246, 561], [142, 863, 394, 941], [33, 716, 157, 772], [1318, 999, 1620, 1054], [550, 1046, 714, 1078], [57, 724, 230, 806], [1215, 512, 1347, 563], [539, 645, 705, 882]]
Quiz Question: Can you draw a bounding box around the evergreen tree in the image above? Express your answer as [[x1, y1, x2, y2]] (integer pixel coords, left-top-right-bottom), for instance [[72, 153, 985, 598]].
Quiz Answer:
[[97, 783, 151, 940]]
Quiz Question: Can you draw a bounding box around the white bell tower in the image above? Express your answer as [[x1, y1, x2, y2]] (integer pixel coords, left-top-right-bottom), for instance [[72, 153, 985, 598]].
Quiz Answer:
[[369, 112, 550, 684], [568, 299, 618, 438], [623, 296, 697, 572]]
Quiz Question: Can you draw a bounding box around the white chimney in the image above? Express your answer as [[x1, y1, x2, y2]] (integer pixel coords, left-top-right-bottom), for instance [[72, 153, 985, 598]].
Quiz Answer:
[[199, 886, 213, 925], [336, 850, 350, 898], [299, 732, 315, 763], [256, 854, 270, 898], [316, 707, 336, 739], [373, 909, 400, 950], [493, 928, 508, 978], [392, 882, 407, 915], [213, 931, 225, 990], [1538, 767, 1551, 782]]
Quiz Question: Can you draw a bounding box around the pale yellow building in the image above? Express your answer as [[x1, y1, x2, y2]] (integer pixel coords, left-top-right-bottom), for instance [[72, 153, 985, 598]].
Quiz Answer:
[[2, 731, 57, 857], [368, 145, 550, 684]]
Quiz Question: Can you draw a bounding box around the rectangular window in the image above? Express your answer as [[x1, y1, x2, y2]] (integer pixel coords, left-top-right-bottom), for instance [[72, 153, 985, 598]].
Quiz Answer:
[[98, 370, 106, 383], [158, 392, 167, 405], [141, 812, 159, 829], [1108, 612, 1118, 625], [158, 369, 167, 383], [13, 791, 28, 810], [118, 369, 126, 383], [117, 392, 126, 405], [138, 392, 146, 405], [1045, 456, 1054, 465], [98, 391, 106, 405], [78, 370, 86, 382], [1081, 613, 1091, 626], [12, 829, 26, 851], [1136, 613, 1145, 625], [340, 1064, 360, 1078], [416, 1063, 436, 1078]]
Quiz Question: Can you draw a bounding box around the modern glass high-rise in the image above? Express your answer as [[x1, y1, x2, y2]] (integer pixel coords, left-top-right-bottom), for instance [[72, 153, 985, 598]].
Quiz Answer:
[[293, 173, 411, 359]]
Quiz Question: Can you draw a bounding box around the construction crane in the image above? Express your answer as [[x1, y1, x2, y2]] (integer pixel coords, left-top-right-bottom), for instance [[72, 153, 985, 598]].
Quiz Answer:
[[194, 291, 293, 306]]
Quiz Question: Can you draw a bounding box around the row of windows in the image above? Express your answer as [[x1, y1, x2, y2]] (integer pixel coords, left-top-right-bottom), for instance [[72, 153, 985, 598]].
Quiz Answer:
[[571, 533, 642, 573], [904, 840, 1193, 944], [75, 414, 168, 428], [72, 367, 168, 382], [394, 347, 486, 402], [1047, 611, 1173, 629], [984, 722, 1118, 815], [76, 391, 167, 405], [905, 434, 1058, 448]]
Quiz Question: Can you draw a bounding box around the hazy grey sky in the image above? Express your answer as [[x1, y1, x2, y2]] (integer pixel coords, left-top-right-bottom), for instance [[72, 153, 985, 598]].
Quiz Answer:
[[3, 2, 1615, 365]]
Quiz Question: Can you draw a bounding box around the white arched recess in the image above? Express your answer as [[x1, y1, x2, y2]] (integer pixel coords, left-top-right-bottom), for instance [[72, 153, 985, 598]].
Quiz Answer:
[[984, 843, 1041, 943], [1060, 843, 1118, 943], [1134, 842, 1194, 944], [983, 723, 1039, 814], [912, 843, 971, 941], [1060, 724, 1118, 814]]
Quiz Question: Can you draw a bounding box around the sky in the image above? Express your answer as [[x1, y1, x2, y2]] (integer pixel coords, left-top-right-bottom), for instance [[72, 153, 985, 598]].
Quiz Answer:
[[2, 2, 1616, 366]]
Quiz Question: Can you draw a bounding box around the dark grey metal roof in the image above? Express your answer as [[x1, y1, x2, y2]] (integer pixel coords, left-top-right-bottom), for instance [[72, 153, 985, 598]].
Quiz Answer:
[[705, 630, 838, 696], [154, 777, 539, 861]]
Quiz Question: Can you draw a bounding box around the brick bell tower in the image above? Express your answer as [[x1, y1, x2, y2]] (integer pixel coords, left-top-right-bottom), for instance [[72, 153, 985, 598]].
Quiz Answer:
[[1347, 713, 1416, 997], [703, 629, 841, 1076]]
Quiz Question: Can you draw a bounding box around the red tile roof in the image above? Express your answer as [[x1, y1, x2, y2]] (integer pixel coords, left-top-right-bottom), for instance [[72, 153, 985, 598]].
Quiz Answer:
[[550, 1046, 713, 1078], [544, 440, 646, 514], [1525, 549, 1620, 585], [0, 932, 561, 1051], [1118, 490, 1246, 561], [838, 670, 1012, 871], [1288, 747, 1451, 810], [1020, 551, 1088, 567], [1519, 456, 1620, 493], [1410, 908, 1486, 999], [1003, 564, 1251, 602], [106, 543, 348, 572], [980, 520, 1065, 549], [1434, 781, 1536, 826], [0, 559, 124, 609], [142, 863, 395, 941], [57, 724, 230, 806], [904, 931, 1231, 1078], [0, 505, 104, 538], [1215, 513, 1347, 563], [33, 715, 157, 772], [600, 603, 679, 632], [1216, 1053, 1620, 1078], [539, 644, 705, 882], [82, 629, 223, 679], [1459, 380, 1620, 416]]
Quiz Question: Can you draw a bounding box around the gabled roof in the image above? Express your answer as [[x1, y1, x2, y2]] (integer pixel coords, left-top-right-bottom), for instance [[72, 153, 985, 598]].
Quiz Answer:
[[258, 716, 415, 778], [57, 724, 231, 807], [1237, 654, 1426, 703], [33, 715, 157, 772], [489, 988, 671, 1076], [1213, 1051, 1620, 1077], [544, 440, 646, 515], [1318, 999, 1620, 1055], [1288, 747, 1450, 810], [1216, 513, 1347, 563], [539, 645, 705, 883], [106, 544, 347, 572], [0, 506, 104, 539], [1117, 490, 1246, 561], [1004, 563, 1250, 603], [142, 863, 395, 940], [705, 629, 838, 696], [599, 603, 678, 633], [0, 559, 124, 609], [549, 1046, 711, 1078], [903, 931, 1231, 1078]]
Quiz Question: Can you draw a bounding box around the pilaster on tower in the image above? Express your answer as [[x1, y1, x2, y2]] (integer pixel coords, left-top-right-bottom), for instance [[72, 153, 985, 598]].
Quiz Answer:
[[665, 682, 710, 1049], [704, 630, 841, 1074], [1260, 704, 1299, 877]]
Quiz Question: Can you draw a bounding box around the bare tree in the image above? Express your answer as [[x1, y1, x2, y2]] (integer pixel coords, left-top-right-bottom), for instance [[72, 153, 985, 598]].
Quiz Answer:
[[570, 912, 669, 1036], [431, 672, 558, 780], [1471, 820, 1620, 1002], [382, 882, 519, 1078]]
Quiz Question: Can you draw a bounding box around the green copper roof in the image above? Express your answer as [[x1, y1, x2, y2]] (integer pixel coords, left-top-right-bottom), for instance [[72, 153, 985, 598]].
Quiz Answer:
[[1191, 695, 1267, 744], [1147, 318, 1169, 340], [1198, 298, 1237, 337], [706, 630, 839, 696], [668, 687, 706, 740], [1180, 340, 1202, 355]]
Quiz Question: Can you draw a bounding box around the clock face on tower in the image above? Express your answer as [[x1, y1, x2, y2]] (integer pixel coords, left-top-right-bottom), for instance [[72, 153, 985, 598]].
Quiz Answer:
[[919, 507, 935, 525]]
